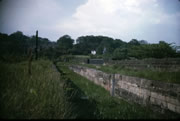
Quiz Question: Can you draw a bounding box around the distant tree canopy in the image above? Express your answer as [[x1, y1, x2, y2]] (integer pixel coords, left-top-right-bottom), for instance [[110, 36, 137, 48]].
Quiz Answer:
[[71, 36, 179, 59], [57, 35, 74, 55], [0, 31, 55, 62], [73, 35, 103, 55], [72, 35, 126, 56], [128, 39, 140, 46], [0, 31, 179, 62]]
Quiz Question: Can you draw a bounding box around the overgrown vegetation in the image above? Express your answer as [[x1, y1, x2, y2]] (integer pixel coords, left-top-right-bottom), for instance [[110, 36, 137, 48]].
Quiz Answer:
[[56, 66, 102, 119], [56, 62, 179, 119], [0, 31, 56, 62], [79, 63, 180, 84], [0, 60, 77, 119], [0, 30, 180, 119], [1, 32, 180, 63]]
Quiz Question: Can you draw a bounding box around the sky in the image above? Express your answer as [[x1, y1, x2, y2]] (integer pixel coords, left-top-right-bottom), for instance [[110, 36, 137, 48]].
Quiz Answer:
[[0, 0, 180, 45]]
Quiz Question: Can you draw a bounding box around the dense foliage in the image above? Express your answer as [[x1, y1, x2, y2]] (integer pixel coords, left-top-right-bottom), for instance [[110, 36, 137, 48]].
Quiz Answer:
[[0, 31, 56, 62], [0, 31, 179, 62]]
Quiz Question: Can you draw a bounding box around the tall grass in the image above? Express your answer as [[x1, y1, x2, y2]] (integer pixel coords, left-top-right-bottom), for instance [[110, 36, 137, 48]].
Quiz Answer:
[[1, 60, 179, 119], [57, 62, 180, 119], [0, 60, 76, 119]]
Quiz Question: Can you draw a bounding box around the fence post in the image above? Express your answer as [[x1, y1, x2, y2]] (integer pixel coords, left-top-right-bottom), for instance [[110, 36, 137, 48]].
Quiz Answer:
[[28, 48, 33, 75], [110, 74, 115, 96], [35, 30, 38, 60]]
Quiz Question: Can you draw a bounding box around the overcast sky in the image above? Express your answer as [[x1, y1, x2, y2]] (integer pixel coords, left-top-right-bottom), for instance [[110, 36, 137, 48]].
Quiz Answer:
[[0, 0, 180, 45]]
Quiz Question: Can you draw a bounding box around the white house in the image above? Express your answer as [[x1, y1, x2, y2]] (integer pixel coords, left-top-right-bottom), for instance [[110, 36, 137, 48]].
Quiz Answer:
[[91, 50, 96, 55]]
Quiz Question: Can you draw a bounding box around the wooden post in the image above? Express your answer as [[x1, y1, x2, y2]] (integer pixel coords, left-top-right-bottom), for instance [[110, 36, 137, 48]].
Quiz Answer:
[[110, 74, 115, 96], [35, 30, 38, 60], [28, 48, 33, 75]]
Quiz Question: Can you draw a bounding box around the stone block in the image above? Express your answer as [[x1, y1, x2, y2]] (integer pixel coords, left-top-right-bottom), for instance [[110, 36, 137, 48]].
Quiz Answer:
[[158, 95, 166, 101], [136, 88, 141, 96], [128, 76, 135, 84], [143, 94, 149, 100], [161, 101, 167, 108], [156, 100, 167, 108], [142, 89, 151, 98], [165, 96, 180, 106], [145, 89, 151, 97], [133, 87, 138, 94], [150, 97, 155, 104], [154, 98, 161, 106], [136, 91, 140, 96], [121, 75, 126, 82], [132, 77, 141, 86], [120, 82, 125, 88], [165, 96, 171, 102], [122, 82, 127, 89], [176, 106, 180, 113], [126, 84, 130, 90], [167, 103, 176, 112], [151, 93, 166, 101], [151, 92, 158, 98], [115, 74, 122, 80], [150, 96, 166, 107], [117, 81, 122, 87], [151, 92, 168, 102]]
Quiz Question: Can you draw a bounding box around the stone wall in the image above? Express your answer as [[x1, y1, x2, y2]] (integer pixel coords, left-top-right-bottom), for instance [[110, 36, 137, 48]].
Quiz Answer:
[[69, 65, 180, 114], [105, 58, 180, 71], [88, 59, 104, 65], [114, 74, 180, 114], [69, 65, 111, 91]]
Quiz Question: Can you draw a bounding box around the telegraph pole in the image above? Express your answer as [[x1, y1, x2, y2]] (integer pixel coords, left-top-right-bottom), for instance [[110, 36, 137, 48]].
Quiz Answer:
[[35, 30, 38, 60]]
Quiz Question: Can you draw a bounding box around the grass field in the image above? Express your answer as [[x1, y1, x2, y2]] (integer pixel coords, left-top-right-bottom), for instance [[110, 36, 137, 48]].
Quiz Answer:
[[1, 59, 179, 119], [57, 62, 179, 119], [0, 60, 77, 119], [79, 63, 180, 84]]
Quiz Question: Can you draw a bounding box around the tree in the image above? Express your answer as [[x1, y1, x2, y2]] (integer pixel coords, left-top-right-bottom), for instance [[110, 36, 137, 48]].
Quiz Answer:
[[156, 41, 176, 58], [9, 31, 30, 55], [128, 39, 140, 46], [57, 35, 74, 55], [112, 39, 125, 49], [75, 35, 103, 55], [96, 36, 114, 55], [113, 48, 128, 60], [139, 40, 148, 45]]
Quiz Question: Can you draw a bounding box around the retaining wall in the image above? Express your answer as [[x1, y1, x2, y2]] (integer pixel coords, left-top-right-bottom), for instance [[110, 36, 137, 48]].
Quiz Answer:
[[69, 65, 180, 114], [105, 58, 180, 71]]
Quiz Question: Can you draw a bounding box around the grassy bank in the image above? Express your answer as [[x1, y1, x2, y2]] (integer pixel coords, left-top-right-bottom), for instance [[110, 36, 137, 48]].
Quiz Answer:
[[0, 60, 76, 119], [79, 64, 180, 84], [1, 59, 179, 119], [57, 62, 179, 119]]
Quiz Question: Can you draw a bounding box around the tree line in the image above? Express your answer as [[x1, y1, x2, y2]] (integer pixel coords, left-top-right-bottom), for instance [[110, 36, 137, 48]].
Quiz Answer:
[[0, 31, 180, 62]]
